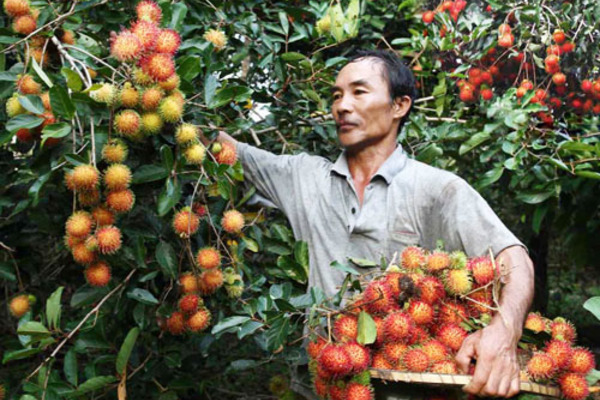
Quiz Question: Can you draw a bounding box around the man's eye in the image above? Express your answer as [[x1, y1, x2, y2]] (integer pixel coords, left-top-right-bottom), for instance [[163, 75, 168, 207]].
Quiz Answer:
[[332, 93, 342, 100], [354, 90, 365, 95]]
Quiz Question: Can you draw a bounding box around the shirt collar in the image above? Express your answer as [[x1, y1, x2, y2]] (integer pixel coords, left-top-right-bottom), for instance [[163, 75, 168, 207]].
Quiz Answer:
[[331, 145, 407, 185]]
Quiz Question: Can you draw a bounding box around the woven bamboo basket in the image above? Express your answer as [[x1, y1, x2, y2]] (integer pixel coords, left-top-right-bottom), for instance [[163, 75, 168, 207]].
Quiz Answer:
[[370, 369, 562, 397]]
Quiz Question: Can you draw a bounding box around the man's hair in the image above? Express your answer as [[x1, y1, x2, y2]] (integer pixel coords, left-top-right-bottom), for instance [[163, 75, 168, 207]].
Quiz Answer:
[[347, 49, 417, 134]]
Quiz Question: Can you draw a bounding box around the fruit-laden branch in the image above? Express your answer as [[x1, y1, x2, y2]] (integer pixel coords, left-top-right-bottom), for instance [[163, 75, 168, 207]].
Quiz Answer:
[[25, 268, 138, 382]]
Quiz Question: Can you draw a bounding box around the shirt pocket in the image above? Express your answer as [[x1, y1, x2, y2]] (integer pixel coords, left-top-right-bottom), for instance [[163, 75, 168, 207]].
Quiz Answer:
[[387, 230, 421, 260]]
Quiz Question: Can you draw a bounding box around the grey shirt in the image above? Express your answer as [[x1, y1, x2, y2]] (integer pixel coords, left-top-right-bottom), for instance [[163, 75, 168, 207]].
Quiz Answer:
[[236, 142, 523, 299]]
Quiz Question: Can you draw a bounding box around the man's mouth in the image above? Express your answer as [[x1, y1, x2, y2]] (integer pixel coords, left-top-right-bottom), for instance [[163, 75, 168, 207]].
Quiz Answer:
[[337, 121, 357, 131]]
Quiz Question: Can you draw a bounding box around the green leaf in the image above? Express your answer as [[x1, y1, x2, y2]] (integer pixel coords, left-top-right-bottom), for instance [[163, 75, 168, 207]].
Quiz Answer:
[[345, 0, 361, 37], [329, 3, 346, 42], [281, 52, 306, 62], [64, 348, 78, 386], [50, 85, 75, 119], [2, 348, 43, 364], [169, 2, 188, 30], [209, 86, 252, 109], [330, 260, 360, 275], [279, 11, 289, 35], [61, 68, 83, 92], [575, 170, 600, 180], [46, 286, 64, 331], [156, 241, 177, 278], [126, 288, 159, 305], [28, 172, 52, 207], [160, 145, 174, 171], [349, 257, 378, 268], [67, 376, 117, 397], [64, 153, 87, 166], [265, 315, 290, 351], [459, 132, 491, 155], [211, 316, 251, 335], [516, 189, 555, 204], [7, 114, 43, 132], [0, 262, 17, 281], [41, 123, 71, 146], [242, 236, 259, 252], [31, 57, 53, 88], [17, 321, 51, 337], [237, 320, 264, 339], [586, 369, 600, 386], [204, 73, 218, 106], [18, 95, 45, 114], [132, 165, 169, 184], [157, 178, 181, 217], [177, 56, 201, 82], [116, 327, 140, 376], [477, 167, 503, 189], [356, 311, 377, 345], [583, 297, 600, 321]]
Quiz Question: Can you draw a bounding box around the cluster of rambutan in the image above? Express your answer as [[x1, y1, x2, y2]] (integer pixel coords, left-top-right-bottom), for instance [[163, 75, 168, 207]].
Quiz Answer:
[[523, 313, 596, 400], [63, 140, 135, 287], [3, 0, 38, 35]]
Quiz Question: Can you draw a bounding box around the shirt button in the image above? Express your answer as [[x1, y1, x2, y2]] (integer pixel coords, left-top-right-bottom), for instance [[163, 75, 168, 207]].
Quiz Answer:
[[367, 185, 373, 190], [351, 207, 356, 214]]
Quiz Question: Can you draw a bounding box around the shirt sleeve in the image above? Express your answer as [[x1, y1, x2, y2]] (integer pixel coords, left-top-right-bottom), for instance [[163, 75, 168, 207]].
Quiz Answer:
[[434, 178, 525, 257]]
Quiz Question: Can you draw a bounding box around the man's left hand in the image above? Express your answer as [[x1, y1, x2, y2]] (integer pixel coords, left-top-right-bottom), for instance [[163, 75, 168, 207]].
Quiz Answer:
[[455, 321, 521, 398]]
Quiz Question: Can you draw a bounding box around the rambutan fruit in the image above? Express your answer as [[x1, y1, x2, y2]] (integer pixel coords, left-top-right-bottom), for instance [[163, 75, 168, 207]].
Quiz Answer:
[[196, 246, 221, 269], [383, 311, 415, 342], [140, 86, 164, 110], [550, 317, 576, 343], [3, 0, 30, 17], [136, 0, 162, 23], [526, 352, 557, 380], [363, 280, 397, 314], [402, 348, 430, 372], [545, 340, 573, 369], [401, 246, 425, 269], [307, 336, 327, 359], [214, 141, 238, 165], [468, 256, 495, 285], [408, 325, 430, 345], [110, 30, 142, 62], [430, 359, 458, 374], [436, 323, 468, 352], [140, 53, 175, 82], [119, 83, 139, 108], [158, 96, 184, 122], [92, 207, 115, 226], [568, 347, 595, 374], [225, 282, 244, 298], [346, 382, 374, 400], [13, 14, 37, 35], [179, 293, 200, 313], [438, 301, 468, 325], [343, 342, 371, 373], [39, 91, 51, 110], [155, 28, 181, 54], [140, 112, 163, 135], [421, 339, 449, 363], [384, 272, 404, 298], [179, 272, 199, 294], [371, 351, 393, 369], [103, 163, 132, 190], [17, 74, 41, 95], [313, 377, 328, 398], [64, 234, 83, 250], [198, 268, 224, 295], [27, 47, 48, 67], [558, 373, 589, 400], [449, 250, 468, 269], [175, 123, 198, 145], [426, 250, 451, 272], [408, 300, 435, 325], [9, 294, 30, 317], [203, 28, 227, 50], [114, 109, 142, 137], [418, 276, 445, 305], [318, 344, 353, 377], [71, 242, 97, 265], [84, 235, 98, 251], [159, 73, 180, 91], [78, 189, 101, 207], [6, 94, 26, 117], [334, 314, 358, 342], [131, 20, 159, 50], [467, 287, 493, 316], [328, 383, 347, 400], [381, 342, 408, 364], [102, 139, 128, 163], [66, 211, 94, 238], [184, 144, 206, 165], [172, 208, 200, 237], [96, 225, 122, 254], [166, 311, 186, 335], [443, 268, 473, 295], [60, 29, 75, 45], [85, 261, 111, 287], [132, 67, 153, 86], [16, 128, 33, 142], [524, 312, 547, 333], [90, 83, 117, 105], [106, 189, 135, 213], [221, 209, 244, 234], [187, 308, 212, 332]]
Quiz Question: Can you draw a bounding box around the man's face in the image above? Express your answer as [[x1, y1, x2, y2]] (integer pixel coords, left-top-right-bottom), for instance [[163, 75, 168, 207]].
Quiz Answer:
[[331, 58, 402, 152]]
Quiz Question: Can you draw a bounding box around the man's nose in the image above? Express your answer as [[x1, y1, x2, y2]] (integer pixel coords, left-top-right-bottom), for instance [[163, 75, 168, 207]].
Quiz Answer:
[[335, 94, 352, 114]]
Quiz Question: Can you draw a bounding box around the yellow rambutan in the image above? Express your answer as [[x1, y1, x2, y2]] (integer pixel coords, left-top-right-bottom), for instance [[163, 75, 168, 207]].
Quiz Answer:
[[524, 312, 547, 333], [173, 208, 200, 237], [114, 109, 141, 137], [101, 139, 128, 163], [196, 246, 221, 269], [66, 211, 94, 238], [16, 74, 41, 95], [131, 19, 159, 50], [132, 67, 153, 86], [221, 209, 244, 234], [214, 141, 238, 165], [84, 235, 98, 251], [155, 28, 181, 54], [3, 0, 30, 17], [78, 189, 101, 207], [103, 163, 132, 190], [198, 268, 224, 295], [443, 268, 473, 295], [408, 300, 435, 325], [430, 359, 458, 374], [85, 261, 111, 287], [203, 28, 227, 50], [9, 294, 30, 317], [92, 206, 115, 226], [400, 246, 425, 269], [158, 95, 184, 122], [96, 225, 122, 254], [426, 250, 451, 272], [140, 53, 175, 82], [119, 83, 139, 108], [110, 30, 142, 62], [158, 73, 180, 91], [187, 308, 212, 333], [136, 0, 162, 24], [90, 83, 117, 105], [175, 123, 198, 145], [140, 86, 164, 110], [421, 339, 449, 363], [71, 242, 97, 265], [184, 143, 206, 165], [6, 94, 26, 117], [106, 189, 135, 213], [179, 272, 199, 294], [140, 112, 164, 135], [71, 164, 100, 190], [13, 14, 36, 35]]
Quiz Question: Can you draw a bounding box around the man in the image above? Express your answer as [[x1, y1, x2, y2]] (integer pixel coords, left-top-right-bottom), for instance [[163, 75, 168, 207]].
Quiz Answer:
[[219, 49, 534, 398]]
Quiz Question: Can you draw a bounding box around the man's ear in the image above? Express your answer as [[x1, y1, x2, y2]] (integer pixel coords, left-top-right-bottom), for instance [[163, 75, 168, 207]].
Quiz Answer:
[[393, 95, 412, 119]]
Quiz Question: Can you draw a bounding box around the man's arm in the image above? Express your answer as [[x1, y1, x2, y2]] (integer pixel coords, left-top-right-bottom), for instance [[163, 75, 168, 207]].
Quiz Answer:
[[456, 245, 535, 397]]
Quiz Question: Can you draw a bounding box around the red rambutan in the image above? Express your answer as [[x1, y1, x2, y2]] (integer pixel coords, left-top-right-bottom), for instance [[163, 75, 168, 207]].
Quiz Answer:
[[343, 342, 371, 373], [13, 14, 37, 35], [526, 352, 557, 380], [550, 317, 577, 343], [3, 0, 30, 17], [558, 373, 589, 400], [214, 141, 238, 165], [179, 272, 199, 293], [136, 0, 162, 24], [568, 347, 595, 374], [187, 308, 211, 332], [383, 311, 415, 342], [430, 359, 458, 374], [318, 344, 353, 377], [172, 208, 200, 237], [155, 28, 181, 54], [131, 19, 159, 50], [524, 312, 547, 333], [92, 207, 115, 227], [178, 293, 200, 313], [438, 301, 469, 325], [436, 323, 468, 352], [196, 246, 221, 269], [426, 250, 451, 272], [408, 300, 435, 325], [418, 276, 445, 305], [346, 382, 374, 400], [363, 280, 398, 314], [85, 261, 111, 287], [140, 53, 175, 82], [371, 351, 393, 369], [421, 339, 449, 363], [402, 348, 430, 372], [381, 342, 408, 364], [166, 311, 186, 335], [334, 314, 358, 342], [468, 256, 495, 285], [198, 268, 224, 295], [110, 30, 142, 62], [544, 339, 573, 369], [96, 225, 122, 254], [71, 242, 97, 265], [307, 336, 327, 359]]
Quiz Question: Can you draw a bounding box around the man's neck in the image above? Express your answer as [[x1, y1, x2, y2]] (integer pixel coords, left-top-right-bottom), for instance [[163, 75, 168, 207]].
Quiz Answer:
[[346, 140, 397, 184]]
